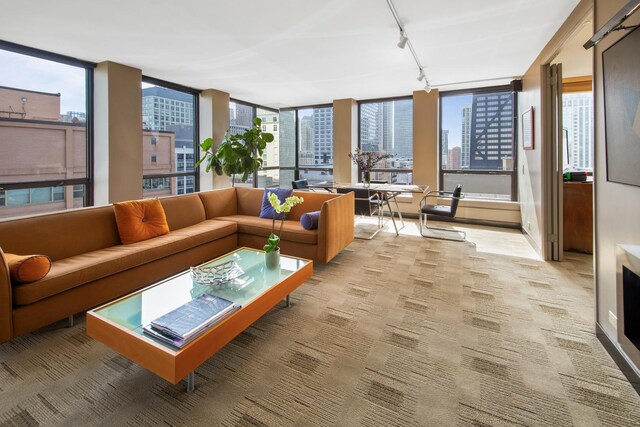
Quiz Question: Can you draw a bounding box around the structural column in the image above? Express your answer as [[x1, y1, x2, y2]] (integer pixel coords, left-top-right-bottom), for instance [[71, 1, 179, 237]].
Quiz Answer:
[[94, 61, 143, 204], [332, 98, 358, 183], [199, 89, 230, 190], [412, 89, 439, 191]]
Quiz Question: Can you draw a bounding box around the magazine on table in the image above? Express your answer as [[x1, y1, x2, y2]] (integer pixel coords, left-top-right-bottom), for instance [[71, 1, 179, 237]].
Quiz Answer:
[[143, 306, 238, 348], [148, 294, 240, 341]]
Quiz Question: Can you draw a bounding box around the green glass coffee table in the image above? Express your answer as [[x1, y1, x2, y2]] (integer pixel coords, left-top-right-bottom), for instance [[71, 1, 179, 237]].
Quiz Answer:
[[87, 248, 312, 391]]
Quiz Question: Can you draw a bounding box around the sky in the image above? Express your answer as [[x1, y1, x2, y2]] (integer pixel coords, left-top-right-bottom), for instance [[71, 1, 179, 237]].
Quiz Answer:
[[0, 50, 86, 113], [441, 94, 472, 150]]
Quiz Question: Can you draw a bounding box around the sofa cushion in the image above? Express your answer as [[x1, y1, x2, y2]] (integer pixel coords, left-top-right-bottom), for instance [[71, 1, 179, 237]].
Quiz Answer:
[[236, 187, 264, 217], [218, 215, 317, 245], [0, 205, 120, 262], [113, 199, 170, 244], [300, 211, 320, 230], [5, 254, 52, 283], [198, 188, 237, 219], [12, 220, 237, 306], [160, 193, 207, 230], [259, 188, 293, 220]]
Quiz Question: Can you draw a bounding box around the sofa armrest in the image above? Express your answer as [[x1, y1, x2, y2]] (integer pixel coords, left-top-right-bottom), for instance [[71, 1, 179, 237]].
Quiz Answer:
[[317, 192, 354, 263], [0, 248, 13, 343]]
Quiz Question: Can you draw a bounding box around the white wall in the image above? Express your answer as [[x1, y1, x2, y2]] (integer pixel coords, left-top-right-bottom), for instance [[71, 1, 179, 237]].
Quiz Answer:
[[593, 0, 640, 345]]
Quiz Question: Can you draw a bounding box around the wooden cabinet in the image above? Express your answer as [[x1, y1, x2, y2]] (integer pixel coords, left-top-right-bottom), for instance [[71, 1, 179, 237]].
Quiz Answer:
[[563, 181, 593, 253]]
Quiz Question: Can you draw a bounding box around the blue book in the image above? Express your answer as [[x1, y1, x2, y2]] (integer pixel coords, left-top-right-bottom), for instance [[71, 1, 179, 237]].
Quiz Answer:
[[149, 294, 240, 341]]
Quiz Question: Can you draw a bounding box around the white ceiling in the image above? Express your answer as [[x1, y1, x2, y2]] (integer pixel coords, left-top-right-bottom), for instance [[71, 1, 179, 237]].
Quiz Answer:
[[0, 0, 581, 108]]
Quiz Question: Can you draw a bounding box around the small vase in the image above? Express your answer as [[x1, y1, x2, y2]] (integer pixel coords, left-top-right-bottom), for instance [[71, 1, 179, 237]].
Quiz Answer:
[[363, 171, 371, 188], [265, 247, 281, 270]]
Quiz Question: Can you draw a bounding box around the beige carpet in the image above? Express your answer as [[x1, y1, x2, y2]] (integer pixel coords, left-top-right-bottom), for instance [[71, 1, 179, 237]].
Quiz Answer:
[[1, 224, 639, 426]]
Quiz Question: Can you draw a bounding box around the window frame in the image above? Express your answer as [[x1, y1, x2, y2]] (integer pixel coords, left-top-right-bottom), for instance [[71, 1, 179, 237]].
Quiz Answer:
[[141, 75, 201, 195], [0, 40, 96, 208], [357, 95, 414, 183], [231, 98, 280, 187], [438, 85, 518, 202]]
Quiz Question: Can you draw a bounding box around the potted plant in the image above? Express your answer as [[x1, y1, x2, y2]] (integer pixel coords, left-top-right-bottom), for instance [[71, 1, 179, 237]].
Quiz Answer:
[[348, 148, 393, 187], [263, 192, 304, 269], [195, 117, 274, 185]]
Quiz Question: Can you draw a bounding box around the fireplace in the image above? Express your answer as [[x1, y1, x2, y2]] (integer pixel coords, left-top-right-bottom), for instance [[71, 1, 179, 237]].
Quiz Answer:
[[617, 245, 640, 369]]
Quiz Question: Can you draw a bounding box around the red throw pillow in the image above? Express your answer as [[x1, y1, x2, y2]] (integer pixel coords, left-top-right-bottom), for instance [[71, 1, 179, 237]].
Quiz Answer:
[[5, 254, 52, 283], [113, 199, 170, 244]]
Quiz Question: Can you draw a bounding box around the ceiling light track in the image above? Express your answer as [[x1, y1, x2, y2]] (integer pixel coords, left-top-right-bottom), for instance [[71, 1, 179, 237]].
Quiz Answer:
[[385, 0, 431, 92]]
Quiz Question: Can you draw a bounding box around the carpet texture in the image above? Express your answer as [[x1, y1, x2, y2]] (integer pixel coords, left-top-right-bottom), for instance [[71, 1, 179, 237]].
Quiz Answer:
[[1, 229, 639, 426]]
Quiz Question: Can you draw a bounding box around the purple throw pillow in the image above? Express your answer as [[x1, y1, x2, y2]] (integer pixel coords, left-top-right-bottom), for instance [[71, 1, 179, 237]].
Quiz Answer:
[[300, 211, 320, 230], [259, 188, 294, 220]]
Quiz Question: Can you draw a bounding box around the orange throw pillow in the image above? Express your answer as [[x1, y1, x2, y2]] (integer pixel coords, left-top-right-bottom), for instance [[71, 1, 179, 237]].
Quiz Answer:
[[113, 199, 170, 245], [5, 254, 52, 283]]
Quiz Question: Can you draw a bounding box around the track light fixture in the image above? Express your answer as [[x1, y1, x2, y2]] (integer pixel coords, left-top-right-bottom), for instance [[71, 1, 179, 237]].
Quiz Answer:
[[387, 0, 432, 91], [397, 31, 408, 49]]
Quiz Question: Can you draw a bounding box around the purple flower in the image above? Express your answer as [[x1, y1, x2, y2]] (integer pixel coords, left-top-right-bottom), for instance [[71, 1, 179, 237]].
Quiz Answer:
[[348, 148, 393, 174]]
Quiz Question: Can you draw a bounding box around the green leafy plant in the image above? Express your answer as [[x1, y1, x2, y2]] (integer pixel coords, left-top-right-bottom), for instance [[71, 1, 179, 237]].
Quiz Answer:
[[195, 117, 274, 185], [264, 192, 304, 253]]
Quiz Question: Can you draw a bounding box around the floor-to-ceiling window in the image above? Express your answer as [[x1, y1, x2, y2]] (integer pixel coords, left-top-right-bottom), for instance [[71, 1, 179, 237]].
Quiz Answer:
[[297, 105, 333, 184], [256, 107, 281, 187], [142, 77, 199, 198], [358, 97, 413, 184], [0, 42, 93, 219], [439, 87, 517, 201], [228, 99, 279, 188]]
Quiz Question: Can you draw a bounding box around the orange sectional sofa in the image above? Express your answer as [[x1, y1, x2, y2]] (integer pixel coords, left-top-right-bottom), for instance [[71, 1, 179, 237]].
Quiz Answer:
[[0, 187, 354, 343]]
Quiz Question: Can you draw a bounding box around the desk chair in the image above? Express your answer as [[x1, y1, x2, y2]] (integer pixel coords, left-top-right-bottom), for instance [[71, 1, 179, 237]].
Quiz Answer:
[[291, 179, 313, 191], [418, 184, 465, 241], [337, 187, 398, 239]]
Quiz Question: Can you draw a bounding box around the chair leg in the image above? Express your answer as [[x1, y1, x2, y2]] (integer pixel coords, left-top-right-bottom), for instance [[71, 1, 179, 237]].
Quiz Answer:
[[419, 214, 466, 241]]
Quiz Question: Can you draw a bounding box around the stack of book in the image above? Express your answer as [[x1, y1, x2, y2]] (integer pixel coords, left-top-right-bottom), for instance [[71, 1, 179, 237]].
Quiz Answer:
[[143, 294, 240, 348]]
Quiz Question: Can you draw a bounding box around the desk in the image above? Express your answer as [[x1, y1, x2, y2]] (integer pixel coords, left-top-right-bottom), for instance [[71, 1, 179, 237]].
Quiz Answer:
[[309, 182, 427, 237], [563, 181, 593, 253]]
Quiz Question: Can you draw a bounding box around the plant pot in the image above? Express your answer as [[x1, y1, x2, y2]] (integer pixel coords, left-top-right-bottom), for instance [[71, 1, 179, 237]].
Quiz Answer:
[[265, 247, 280, 270]]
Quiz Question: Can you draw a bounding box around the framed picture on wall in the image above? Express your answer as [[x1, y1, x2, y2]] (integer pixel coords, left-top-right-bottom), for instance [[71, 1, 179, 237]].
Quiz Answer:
[[522, 107, 534, 150]]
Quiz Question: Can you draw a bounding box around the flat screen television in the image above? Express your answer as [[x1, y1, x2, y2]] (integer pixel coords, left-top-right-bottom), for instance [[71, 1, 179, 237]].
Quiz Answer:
[[602, 25, 640, 187]]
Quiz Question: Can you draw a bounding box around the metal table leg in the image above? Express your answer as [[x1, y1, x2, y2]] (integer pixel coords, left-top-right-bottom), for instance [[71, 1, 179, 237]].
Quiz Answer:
[[186, 371, 195, 392], [386, 201, 399, 236], [392, 195, 405, 229], [68, 315, 74, 328], [285, 294, 291, 308]]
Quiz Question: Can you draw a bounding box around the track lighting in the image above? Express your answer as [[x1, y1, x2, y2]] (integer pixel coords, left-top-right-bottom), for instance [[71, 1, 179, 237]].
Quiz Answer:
[[397, 31, 408, 49], [386, 0, 430, 91]]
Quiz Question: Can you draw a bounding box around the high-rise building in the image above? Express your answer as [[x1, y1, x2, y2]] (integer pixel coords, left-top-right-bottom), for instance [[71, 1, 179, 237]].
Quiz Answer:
[[562, 92, 593, 170], [299, 115, 314, 165], [441, 129, 449, 168], [279, 111, 296, 168], [312, 107, 333, 165], [360, 103, 382, 151], [448, 146, 462, 170], [142, 86, 194, 131], [142, 86, 196, 194], [469, 92, 514, 170], [461, 105, 471, 168], [359, 100, 412, 158]]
